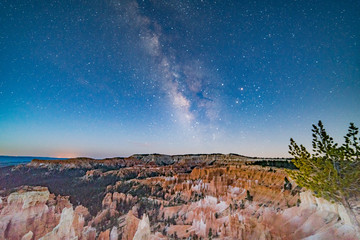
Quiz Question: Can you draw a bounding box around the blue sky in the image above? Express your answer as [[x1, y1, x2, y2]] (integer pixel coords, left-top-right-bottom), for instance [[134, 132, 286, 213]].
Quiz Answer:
[[1, 0, 359, 158]]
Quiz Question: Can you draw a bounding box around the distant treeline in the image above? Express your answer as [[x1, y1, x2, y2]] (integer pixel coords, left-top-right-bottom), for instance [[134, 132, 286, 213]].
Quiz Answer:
[[247, 160, 297, 169]]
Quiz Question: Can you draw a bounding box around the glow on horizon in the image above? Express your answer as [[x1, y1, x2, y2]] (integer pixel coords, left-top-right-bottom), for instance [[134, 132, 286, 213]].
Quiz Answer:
[[1, 1, 359, 158]]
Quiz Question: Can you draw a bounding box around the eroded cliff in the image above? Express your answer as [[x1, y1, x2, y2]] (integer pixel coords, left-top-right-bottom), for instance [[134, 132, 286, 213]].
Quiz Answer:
[[0, 155, 358, 239]]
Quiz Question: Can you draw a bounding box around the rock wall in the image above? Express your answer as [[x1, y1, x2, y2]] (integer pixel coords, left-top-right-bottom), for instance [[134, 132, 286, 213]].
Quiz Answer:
[[0, 186, 94, 240], [1, 161, 359, 240], [133, 214, 151, 240]]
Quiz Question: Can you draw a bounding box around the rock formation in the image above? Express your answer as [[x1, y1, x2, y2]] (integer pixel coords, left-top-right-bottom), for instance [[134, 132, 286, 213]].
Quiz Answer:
[[0, 186, 93, 240], [0, 154, 358, 239], [133, 214, 151, 240]]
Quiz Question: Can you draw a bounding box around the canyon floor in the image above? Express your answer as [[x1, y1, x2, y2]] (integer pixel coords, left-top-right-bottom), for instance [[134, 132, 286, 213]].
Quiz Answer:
[[0, 154, 359, 240]]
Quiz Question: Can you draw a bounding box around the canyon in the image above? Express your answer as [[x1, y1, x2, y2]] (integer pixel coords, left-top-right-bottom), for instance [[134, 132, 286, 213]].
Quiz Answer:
[[0, 154, 359, 239]]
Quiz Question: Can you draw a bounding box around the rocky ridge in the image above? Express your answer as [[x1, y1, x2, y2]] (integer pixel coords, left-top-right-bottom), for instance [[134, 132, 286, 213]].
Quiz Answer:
[[0, 154, 358, 239]]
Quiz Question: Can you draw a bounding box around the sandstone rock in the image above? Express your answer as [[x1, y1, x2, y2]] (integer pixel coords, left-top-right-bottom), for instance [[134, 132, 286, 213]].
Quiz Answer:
[[90, 208, 110, 226], [102, 192, 113, 208], [133, 214, 151, 240], [300, 191, 352, 225], [0, 186, 56, 239], [82, 226, 97, 240], [7, 186, 49, 209], [39, 207, 76, 240], [110, 226, 119, 240], [122, 210, 140, 240], [75, 205, 90, 221], [21, 231, 33, 240], [2, 158, 359, 240], [98, 229, 110, 240], [0, 186, 90, 240]]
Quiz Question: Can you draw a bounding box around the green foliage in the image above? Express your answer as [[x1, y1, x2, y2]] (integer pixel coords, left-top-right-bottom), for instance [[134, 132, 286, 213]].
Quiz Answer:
[[208, 227, 213, 239], [239, 200, 245, 209], [287, 121, 360, 202], [248, 160, 297, 169], [284, 177, 292, 190], [245, 190, 253, 201]]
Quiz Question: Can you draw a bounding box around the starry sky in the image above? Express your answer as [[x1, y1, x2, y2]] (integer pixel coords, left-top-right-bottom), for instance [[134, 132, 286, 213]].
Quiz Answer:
[[1, 0, 359, 158]]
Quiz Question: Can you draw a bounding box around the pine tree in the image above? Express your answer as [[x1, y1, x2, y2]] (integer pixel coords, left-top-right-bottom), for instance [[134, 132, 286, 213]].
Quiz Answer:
[[208, 227, 213, 239], [287, 121, 360, 234]]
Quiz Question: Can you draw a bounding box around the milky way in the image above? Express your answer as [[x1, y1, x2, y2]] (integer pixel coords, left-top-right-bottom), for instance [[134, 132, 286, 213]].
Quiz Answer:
[[1, 0, 359, 158]]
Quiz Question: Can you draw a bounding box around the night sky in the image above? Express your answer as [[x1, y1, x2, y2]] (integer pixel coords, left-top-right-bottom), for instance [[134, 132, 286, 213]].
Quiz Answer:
[[1, 0, 359, 158]]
